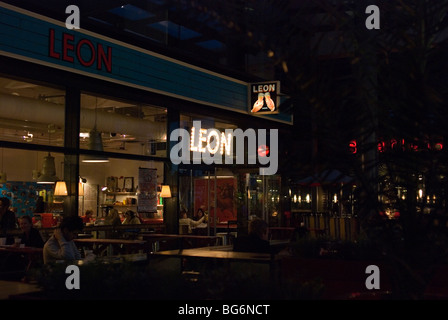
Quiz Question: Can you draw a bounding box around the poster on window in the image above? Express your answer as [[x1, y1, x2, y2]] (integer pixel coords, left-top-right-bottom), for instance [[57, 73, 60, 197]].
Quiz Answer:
[[194, 177, 237, 224], [137, 167, 157, 213]]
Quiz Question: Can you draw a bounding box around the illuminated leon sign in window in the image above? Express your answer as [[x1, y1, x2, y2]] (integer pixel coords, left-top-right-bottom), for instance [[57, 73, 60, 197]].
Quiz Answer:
[[170, 121, 279, 175], [190, 126, 232, 156], [248, 81, 280, 114]]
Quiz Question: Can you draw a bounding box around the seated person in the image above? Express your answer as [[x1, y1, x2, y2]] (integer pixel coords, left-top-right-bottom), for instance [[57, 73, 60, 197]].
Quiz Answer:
[[43, 216, 84, 264], [17, 215, 45, 248], [81, 209, 94, 225], [0, 197, 18, 244], [179, 210, 206, 234], [233, 218, 271, 254], [194, 208, 208, 228], [122, 210, 141, 225], [121, 210, 141, 239]]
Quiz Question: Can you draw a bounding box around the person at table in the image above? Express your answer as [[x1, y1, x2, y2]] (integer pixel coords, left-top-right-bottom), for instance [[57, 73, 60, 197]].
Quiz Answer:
[[0, 197, 18, 244], [81, 209, 94, 225], [105, 208, 121, 226], [192, 208, 208, 234], [15, 215, 45, 248], [43, 216, 84, 264], [122, 210, 141, 225], [179, 210, 206, 234], [104, 208, 122, 238], [34, 196, 45, 214], [233, 218, 271, 254]]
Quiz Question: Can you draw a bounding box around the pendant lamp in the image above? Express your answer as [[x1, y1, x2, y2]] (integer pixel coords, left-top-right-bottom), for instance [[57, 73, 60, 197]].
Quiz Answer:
[[82, 97, 109, 163], [82, 129, 109, 162], [37, 152, 58, 184]]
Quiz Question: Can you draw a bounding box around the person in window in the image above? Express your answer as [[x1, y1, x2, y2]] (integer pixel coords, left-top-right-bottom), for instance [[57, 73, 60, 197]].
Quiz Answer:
[[81, 209, 94, 225], [233, 218, 271, 254], [194, 208, 208, 227], [104, 208, 122, 238], [179, 210, 206, 234], [0, 197, 17, 244], [43, 216, 84, 264], [122, 210, 141, 225], [16, 215, 44, 248], [34, 196, 45, 214]]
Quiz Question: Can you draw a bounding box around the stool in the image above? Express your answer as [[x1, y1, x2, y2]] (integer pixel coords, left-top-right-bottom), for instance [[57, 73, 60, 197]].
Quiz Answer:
[[215, 232, 228, 246]]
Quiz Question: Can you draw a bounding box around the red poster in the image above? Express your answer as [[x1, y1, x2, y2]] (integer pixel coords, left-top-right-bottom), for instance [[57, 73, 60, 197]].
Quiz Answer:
[[194, 177, 237, 224]]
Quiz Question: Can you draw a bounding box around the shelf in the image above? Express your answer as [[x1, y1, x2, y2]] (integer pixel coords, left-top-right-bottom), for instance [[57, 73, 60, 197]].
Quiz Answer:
[[105, 192, 136, 195], [101, 204, 137, 207]]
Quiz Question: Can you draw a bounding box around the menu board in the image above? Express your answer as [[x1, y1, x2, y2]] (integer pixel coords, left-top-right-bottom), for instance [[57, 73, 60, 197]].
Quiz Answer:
[[137, 167, 157, 213]]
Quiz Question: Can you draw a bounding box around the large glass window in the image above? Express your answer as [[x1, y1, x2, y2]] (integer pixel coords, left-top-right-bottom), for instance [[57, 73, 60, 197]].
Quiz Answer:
[[0, 76, 65, 147], [0, 148, 65, 218], [80, 93, 167, 157], [177, 112, 282, 236], [80, 157, 164, 221]]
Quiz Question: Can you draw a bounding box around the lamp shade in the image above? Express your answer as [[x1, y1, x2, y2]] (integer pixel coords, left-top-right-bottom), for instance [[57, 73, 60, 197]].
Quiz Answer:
[[160, 185, 171, 198], [37, 153, 57, 184], [82, 129, 109, 163], [54, 181, 68, 196]]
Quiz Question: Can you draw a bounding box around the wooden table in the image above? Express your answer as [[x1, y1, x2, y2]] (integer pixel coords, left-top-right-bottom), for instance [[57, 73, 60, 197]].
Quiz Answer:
[[0, 280, 41, 300], [0, 245, 43, 278], [151, 247, 281, 282], [74, 238, 146, 256], [74, 253, 149, 266], [153, 248, 277, 261], [140, 233, 219, 252]]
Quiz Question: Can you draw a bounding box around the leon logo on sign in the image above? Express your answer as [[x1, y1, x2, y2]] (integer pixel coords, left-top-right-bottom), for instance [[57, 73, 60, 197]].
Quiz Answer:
[[248, 81, 280, 114]]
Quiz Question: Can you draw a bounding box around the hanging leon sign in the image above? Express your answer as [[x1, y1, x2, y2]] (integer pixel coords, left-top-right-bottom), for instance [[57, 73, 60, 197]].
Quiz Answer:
[[248, 81, 280, 114]]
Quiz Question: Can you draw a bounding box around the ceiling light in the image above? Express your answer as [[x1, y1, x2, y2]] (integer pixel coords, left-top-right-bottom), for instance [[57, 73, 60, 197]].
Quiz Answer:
[[82, 97, 109, 163], [37, 152, 57, 184]]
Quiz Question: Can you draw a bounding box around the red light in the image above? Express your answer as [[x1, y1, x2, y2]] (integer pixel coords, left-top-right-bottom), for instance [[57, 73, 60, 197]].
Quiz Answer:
[[349, 140, 357, 154], [258, 145, 269, 157]]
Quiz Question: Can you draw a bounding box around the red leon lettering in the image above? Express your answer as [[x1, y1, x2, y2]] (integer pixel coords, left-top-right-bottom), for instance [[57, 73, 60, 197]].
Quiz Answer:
[[97, 43, 112, 73], [48, 29, 60, 59], [77, 39, 95, 67], [62, 33, 75, 62], [48, 29, 112, 73]]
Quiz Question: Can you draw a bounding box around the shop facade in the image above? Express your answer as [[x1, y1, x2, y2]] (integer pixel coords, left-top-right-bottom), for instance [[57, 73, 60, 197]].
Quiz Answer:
[[0, 2, 292, 234]]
